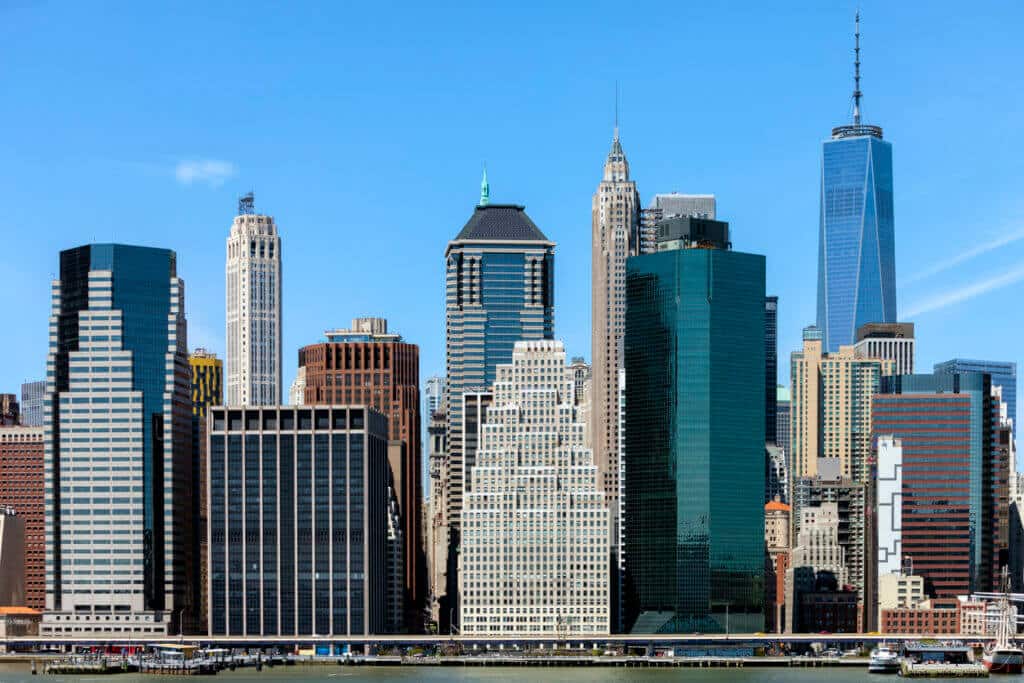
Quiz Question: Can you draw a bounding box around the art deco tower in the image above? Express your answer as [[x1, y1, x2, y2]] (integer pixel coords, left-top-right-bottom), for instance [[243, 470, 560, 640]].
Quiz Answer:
[[226, 193, 282, 405], [591, 121, 640, 601], [817, 13, 896, 351]]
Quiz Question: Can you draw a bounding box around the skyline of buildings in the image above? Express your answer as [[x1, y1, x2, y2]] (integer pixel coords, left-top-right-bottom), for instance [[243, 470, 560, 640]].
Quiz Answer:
[[0, 11, 1019, 642]]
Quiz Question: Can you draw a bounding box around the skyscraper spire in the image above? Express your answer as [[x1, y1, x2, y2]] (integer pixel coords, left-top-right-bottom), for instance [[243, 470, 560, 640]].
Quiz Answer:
[[853, 10, 862, 125], [614, 81, 620, 142], [479, 164, 490, 206]]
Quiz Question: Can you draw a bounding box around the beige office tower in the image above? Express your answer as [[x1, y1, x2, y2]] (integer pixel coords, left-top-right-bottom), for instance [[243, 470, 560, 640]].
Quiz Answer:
[[460, 341, 609, 635], [590, 125, 639, 598], [226, 193, 282, 406], [790, 325, 892, 482]]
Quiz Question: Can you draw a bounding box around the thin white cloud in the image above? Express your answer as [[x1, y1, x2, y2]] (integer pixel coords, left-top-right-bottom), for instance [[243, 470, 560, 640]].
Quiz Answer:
[[175, 159, 237, 187], [902, 262, 1024, 318], [902, 226, 1024, 285]]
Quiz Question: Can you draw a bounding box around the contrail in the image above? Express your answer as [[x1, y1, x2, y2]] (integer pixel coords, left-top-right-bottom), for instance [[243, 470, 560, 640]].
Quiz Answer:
[[902, 227, 1024, 285], [902, 262, 1024, 318]]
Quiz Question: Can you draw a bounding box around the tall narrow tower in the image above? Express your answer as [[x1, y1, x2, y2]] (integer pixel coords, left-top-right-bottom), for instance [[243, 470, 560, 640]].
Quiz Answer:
[[816, 12, 896, 351], [591, 117, 640, 624], [226, 193, 282, 405]]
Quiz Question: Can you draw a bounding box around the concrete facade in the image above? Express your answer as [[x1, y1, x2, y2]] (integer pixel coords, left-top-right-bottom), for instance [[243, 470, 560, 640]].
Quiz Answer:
[[790, 326, 892, 482], [226, 197, 281, 406], [460, 341, 609, 635]]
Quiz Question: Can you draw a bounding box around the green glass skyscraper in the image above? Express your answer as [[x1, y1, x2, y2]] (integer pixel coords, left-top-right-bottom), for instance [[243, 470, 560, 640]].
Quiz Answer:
[[624, 217, 765, 634]]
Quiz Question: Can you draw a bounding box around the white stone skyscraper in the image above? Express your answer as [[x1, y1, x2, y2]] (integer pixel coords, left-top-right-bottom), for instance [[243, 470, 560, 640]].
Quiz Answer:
[[590, 124, 639, 618], [459, 340, 609, 635], [225, 193, 281, 406]]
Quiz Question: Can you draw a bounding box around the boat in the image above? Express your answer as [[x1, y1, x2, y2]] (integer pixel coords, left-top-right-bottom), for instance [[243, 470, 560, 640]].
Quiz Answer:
[[983, 568, 1024, 674], [868, 643, 900, 673]]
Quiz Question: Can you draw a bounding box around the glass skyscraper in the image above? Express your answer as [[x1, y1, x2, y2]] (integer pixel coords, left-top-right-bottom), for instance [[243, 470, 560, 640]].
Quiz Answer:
[[816, 18, 896, 353], [816, 126, 896, 352], [19, 381, 45, 427], [935, 359, 1016, 438], [42, 244, 192, 637], [624, 220, 765, 634]]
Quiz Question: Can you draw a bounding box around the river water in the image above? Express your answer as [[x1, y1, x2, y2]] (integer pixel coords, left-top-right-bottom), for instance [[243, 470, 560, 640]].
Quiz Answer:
[[0, 662, 985, 682]]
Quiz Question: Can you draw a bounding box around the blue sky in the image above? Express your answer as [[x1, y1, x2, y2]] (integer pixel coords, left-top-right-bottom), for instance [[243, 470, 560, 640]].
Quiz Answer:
[[1, 1, 1022, 430]]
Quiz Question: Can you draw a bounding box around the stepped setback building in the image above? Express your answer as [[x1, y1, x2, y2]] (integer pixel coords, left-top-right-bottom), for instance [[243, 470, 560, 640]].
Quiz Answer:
[[591, 126, 640, 629], [42, 244, 192, 636], [459, 341, 609, 635]]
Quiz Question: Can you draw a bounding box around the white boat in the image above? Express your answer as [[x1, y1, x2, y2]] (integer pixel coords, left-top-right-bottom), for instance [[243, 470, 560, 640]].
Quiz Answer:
[[868, 643, 900, 673]]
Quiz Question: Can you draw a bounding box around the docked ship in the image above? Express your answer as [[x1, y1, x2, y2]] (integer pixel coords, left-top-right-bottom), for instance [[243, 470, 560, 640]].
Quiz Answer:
[[983, 569, 1023, 675], [867, 643, 900, 673]]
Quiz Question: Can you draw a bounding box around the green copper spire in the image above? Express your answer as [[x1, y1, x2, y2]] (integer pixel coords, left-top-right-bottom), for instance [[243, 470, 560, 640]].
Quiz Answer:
[[479, 165, 490, 206]]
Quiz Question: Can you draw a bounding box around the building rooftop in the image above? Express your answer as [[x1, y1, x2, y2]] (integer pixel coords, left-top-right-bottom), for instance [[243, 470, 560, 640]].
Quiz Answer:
[[454, 204, 550, 242], [0, 606, 41, 616], [765, 500, 791, 512]]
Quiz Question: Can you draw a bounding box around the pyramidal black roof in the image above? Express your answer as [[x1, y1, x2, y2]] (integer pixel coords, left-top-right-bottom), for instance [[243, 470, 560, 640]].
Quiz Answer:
[[454, 204, 550, 242]]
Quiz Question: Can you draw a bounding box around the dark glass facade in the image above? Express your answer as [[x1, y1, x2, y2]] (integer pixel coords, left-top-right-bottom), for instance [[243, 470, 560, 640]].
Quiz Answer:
[[765, 296, 778, 444], [624, 246, 766, 633], [935, 359, 1016, 440], [874, 372, 995, 596], [207, 406, 388, 636], [817, 134, 896, 352]]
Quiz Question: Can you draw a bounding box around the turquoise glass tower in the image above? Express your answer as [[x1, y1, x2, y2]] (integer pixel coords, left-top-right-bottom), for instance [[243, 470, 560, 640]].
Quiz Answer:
[[816, 13, 896, 352], [624, 219, 765, 634]]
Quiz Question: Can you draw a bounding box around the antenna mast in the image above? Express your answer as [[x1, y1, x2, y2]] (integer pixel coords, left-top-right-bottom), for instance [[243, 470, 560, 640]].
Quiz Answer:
[[614, 81, 620, 141], [853, 11, 862, 125]]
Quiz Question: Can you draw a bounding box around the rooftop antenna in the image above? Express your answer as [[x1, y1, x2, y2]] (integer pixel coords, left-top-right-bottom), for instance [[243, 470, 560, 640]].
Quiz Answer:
[[614, 81, 620, 141], [238, 191, 255, 215], [853, 10, 862, 125]]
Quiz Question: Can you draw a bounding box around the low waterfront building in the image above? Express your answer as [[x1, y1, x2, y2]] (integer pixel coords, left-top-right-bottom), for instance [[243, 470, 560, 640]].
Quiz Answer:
[[0, 606, 41, 640], [881, 599, 960, 635], [206, 405, 390, 636], [460, 341, 609, 636]]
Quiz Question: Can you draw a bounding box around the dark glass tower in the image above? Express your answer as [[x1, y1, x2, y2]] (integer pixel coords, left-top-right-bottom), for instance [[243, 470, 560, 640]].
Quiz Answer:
[[816, 13, 896, 351], [624, 219, 765, 634], [765, 296, 778, 444]]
